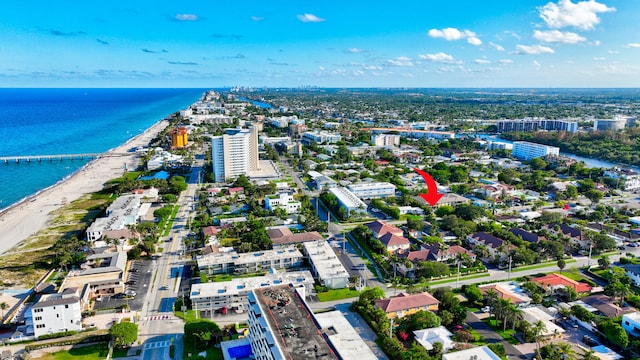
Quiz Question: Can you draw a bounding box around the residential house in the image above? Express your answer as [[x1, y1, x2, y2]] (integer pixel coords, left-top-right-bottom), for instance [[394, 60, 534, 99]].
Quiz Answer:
[[264, 192, 302, 214], [364, 220, 404, 239], [582, 294, 632, 318], [622, 312, 640, 337], [379, 233, 411, 254], [413, 326, 454, 352], [375, 292, 440, 319], [29, 289, 82, 339], [546, 223, 588, 249], [509, 228, 544, 244], [441, 346, 502, 360], [466, 232, 509, 259], [265, 227, 324, 247], [419, 243, 476, 263], [521, 306, 565, 337], [479, 283, 531, 306], [530, 273, 592, 294], [622, 264, 640, 287]]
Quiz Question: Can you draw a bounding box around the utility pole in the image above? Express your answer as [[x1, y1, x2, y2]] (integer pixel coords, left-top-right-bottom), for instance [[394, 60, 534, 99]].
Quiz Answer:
[[507, 255, 513, 281], [587, 243, 593, 268]]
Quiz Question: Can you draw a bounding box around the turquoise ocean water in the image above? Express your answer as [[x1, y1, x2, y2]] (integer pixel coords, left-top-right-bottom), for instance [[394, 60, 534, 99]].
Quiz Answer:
[[0, 88, 204, 210]]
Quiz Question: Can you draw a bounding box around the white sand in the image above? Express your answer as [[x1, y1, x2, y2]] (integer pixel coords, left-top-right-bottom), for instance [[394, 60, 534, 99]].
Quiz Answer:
[[0, 120, 169, 255]]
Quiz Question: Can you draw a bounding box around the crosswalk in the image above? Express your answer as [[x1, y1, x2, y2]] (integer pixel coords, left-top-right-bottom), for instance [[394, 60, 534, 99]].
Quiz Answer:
[[146, 315, 173, 321], [144, 340, 170, 349]]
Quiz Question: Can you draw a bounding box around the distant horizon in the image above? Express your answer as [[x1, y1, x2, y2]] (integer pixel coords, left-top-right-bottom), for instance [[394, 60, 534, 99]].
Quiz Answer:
[[2, 1, 640, 87], [2, 86, 640, 90]]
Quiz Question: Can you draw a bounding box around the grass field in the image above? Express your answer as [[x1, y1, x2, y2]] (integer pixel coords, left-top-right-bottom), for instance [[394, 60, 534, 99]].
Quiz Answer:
[[427, 272, 491, 286], [510, 258, 577, 273], [317, 288, 361, 302], [483, 319, 519, 344], [36, 343, 110, 360]]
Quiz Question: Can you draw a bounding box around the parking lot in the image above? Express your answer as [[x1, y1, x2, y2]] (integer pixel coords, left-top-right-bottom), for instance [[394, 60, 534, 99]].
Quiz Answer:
[[93, 260, 153, 311]]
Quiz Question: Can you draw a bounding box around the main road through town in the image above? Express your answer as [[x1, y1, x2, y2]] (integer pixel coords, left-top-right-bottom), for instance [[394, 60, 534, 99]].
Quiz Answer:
[[138, 154, 205, 360]]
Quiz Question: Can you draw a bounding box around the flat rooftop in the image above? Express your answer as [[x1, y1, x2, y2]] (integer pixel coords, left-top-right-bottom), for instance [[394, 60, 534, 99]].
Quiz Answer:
[[315, 311, 379, 360], [303, 241, 349, 281], [254, 285, 338, 360], [191, 271, 313, 299]]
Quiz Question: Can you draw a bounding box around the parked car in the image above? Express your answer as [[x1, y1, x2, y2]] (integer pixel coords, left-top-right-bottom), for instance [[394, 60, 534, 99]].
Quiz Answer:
[[582, 335, 599, 347], [481, 306, 491, 313], [125, 290, 137, 297]]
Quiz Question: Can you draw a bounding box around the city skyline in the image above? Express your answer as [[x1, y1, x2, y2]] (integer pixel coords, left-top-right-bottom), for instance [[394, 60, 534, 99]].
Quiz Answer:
[[2, 0, 640, 88]]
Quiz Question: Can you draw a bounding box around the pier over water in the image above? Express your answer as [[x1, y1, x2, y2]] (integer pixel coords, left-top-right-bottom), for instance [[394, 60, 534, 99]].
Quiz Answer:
[[0, 152, 123, 164]]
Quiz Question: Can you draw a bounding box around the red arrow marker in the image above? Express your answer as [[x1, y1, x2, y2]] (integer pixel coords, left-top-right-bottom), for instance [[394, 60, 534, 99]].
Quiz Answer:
[[414, 167, 444, 206]]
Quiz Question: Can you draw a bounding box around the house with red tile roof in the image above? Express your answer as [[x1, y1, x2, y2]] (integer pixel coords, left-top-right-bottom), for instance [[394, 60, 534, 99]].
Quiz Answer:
[[530, 273, 592, 294], [420, 244, 476, 262], [265, 228, 324, 247], [364, 220, 403, 239], [375, 292, 440, 319], [378, 232, 411, 254], [479, 283, 531, 306]]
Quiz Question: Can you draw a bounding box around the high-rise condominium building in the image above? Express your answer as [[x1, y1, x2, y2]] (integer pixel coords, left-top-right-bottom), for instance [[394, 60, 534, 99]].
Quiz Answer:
[[211, 126, 258, 182]]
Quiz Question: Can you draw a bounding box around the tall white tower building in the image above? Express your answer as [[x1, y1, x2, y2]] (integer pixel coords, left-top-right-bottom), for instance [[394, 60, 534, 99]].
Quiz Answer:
[[211, 126, 259, 182]]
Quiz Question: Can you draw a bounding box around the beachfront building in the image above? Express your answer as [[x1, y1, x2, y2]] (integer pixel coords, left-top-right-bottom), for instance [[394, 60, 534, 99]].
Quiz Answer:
[[190, 271, 314, 315], [497, 119, 578, 133], [302, 241, 350, 289], [196, 247, 303, 275], [347, 182, 396, 200], [511, 141, 560, 161], [247, 285, 340, 360], [372, 134, 401, 147], [29, 289, 82, 339], [86, 194, 141, 242], [264, 192, 301, 214], [327, 187, 367, 217], [211, 126, 259, 182], [170, 127, 188, 148]]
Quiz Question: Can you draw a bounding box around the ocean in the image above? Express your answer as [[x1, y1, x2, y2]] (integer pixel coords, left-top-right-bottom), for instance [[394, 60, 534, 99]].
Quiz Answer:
[[0, 88, 204, 210]]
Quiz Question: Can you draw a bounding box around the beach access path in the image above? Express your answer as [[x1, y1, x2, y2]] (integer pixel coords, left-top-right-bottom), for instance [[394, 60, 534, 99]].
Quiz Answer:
[[0, 120, 169, 256]]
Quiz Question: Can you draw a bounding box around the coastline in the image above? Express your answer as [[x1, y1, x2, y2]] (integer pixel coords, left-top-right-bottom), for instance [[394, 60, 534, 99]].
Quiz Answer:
[[0, 119, 169, 255]]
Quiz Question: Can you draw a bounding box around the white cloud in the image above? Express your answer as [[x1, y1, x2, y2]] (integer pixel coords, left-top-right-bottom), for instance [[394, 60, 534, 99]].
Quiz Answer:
[[489, 42, 505, 51], [175, 13, 198, 21], [608, 50, 619, 54], [418, 52, 462, 64], [297, 13, 325, 23], [499, 59, 514, 64], [347, 48, 366, 53], [627, 43, 640, 48], [251, 16, 264, 22], [363, 65, 383, 70], [592, 40, 601, 46], [386, 56, 414, 67], [593, 57, 606, 60], [533, 30, 586, 44], [533, 60, 542, 70], [428, 27, 482, 46], [514, 44, 555, 55], [538, 0, 615, 30], [474, 58, 491, 64]]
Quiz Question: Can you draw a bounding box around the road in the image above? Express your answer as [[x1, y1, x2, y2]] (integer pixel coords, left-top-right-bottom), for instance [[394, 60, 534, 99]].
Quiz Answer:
[[139, 154, 205, 360]]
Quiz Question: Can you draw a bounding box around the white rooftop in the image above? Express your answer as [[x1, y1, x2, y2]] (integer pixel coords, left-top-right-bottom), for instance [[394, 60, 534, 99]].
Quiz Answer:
[[303, 241, 349, 281], [329, 187, 367, 209], [521, 306, 565, 336], [315, 311, 379, 360], [442, 346, 502, 360], [413, 326, 454, 352], [190, 271, 313, 299]]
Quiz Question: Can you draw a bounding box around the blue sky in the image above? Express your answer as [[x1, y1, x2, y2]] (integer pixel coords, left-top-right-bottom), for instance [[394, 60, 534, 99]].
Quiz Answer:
[[1, 0, 639, 87]]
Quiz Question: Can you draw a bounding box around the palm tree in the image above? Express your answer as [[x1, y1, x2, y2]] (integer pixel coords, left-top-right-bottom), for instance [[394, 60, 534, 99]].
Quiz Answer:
[[485, 289, 500, 322], [496, 298, 511, 329], [532, 320, 547, 360], [554, 342, 576, 360], [581, 350, 599, 360], [0, 302, 8, 322]]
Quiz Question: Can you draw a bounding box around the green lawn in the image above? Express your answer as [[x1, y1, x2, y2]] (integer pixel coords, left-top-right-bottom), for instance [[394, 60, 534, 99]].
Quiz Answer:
[[468, 328, 487, 345], [183, 344, 223, 360], [510, 258, 577, 272], [317, 288, 361, 302], [427, 272, 491, 286], [175, 310, 198, 322], [482, 319, 519, 344], [39, 343, 110, 360]]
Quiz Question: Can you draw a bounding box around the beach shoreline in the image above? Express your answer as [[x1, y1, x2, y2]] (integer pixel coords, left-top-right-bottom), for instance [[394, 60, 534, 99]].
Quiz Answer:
[[0, 119, 169, 255]]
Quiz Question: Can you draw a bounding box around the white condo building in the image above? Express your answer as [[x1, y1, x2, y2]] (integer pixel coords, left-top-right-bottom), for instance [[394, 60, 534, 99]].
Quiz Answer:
[[211, 126, 259, 182], [30, 290, 82, 339], [197, 247, 303, 275], [86, 194, 141, 241], [372, 134, 401, 147], [347, 182, 396, 200], [511, 141, 559, 161], [604, 168, 640, 191]]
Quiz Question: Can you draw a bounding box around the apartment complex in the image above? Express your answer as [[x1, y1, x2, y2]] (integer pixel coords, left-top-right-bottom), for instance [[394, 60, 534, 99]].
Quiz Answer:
[[29, 289, 82, 339], [86, 194, 141, 241], [302, 241, 349, 289], [211, 126, 259, 182], [170, 127, 188, 147], [197, 247, 303, 275], [594, 115, 636, 131], [497, 119, 578, 133], [347, 182, 396, 200], [511, 141, 559, 161], [190, 271, 314, 315], [301, 130, 342, 145]]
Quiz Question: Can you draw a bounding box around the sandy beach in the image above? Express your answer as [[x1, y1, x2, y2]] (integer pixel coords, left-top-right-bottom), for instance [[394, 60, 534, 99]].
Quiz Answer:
[[0, 120, 169, 255]]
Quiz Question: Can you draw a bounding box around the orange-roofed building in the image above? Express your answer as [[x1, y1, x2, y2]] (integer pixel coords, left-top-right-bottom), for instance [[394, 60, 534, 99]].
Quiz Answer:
[[530, 273, 592, 293], [364, 220, 403, 239], [479, 283, 531, 306], [375, 292, 440, 319], [171, 127, 188, 148]]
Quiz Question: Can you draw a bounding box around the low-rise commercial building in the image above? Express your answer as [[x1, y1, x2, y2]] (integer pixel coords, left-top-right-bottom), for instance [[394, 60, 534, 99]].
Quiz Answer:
[[197, 247, 303, 275], [302, 241, 349, 289]]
